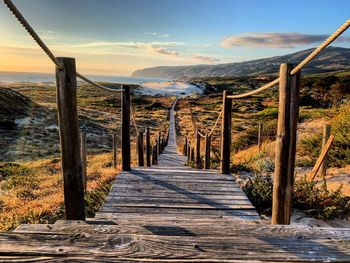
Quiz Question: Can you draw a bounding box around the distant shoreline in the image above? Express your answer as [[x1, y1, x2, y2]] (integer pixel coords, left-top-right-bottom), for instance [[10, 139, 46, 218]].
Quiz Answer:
[[0, 71, 171, 85]]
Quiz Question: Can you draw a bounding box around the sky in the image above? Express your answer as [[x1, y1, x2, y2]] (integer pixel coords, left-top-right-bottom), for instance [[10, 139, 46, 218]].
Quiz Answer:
[[0, 0, 349, 76]]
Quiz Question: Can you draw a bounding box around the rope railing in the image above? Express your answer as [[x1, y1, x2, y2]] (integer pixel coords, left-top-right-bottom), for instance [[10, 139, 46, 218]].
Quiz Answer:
[[188, 101, 198, 132], [3, 0, 123, 93], [130, 102, 139, 134], [290, 18, 350, 75], [227, 78, 279, 99], [197, 131, 206, 138], [226, 18, 350, 100], [208, 108, 223, 137]]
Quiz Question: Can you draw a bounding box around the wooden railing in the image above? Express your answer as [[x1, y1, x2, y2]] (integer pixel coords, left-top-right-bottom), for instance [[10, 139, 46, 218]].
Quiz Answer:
[[3, 0, 349, 225], [178, 16, 350, 225]]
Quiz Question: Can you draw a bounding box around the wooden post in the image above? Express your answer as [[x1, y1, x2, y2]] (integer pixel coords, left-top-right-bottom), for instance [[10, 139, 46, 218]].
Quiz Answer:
[[309, 135, 334, 182], [122, 85, 131, 171], [320, 125, 331, 177], [258, 123, 263, 151], [152, 145, 156, 165], [272, 64, 301, 225], [187, 143, 191, 162], [204, 134, 211, 169], [191, 147, 195, 162], [220, 90, 233, 174], [157, 133, 161, 155], [155, 140, 158, 164], [146, 128, 151, 167], [81, 132, 87, 191], [195, 130, 201, 168], [112, 133, 117, 168], [137, 131, 144, 167], [56, 57, 85, 220], [183, 137, 188, 156], [152, 142, 158, 165]]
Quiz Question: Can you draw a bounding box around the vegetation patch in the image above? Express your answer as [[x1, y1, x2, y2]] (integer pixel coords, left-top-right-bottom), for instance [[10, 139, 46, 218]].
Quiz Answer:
[[243, 175, 350, 220]]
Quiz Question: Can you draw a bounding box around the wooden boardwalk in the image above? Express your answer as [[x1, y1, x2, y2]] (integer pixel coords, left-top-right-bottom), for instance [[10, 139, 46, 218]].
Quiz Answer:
[[96, 108, 259, 223], [1, 109, 350, 262]]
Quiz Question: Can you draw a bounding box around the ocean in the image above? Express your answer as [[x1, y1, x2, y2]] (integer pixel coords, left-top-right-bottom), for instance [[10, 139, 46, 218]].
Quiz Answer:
[[0, 71, 171, 84]]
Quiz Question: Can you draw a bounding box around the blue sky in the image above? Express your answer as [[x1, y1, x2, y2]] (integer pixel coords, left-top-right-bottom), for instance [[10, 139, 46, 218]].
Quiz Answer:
[[0, 0, 349, 75]]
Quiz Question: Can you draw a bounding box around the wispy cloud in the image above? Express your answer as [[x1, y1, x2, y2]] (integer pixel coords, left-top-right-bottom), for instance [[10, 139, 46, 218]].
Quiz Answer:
[[148, 46, 180, 57], [59, 41, 184, 49], [221, 32, 350, 48], [145, 32, 170, 38], [193, 55, 220, 63]]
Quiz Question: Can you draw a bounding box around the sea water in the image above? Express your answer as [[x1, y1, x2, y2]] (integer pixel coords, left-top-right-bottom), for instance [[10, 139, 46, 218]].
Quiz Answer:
[[0, 71, 171, 84]]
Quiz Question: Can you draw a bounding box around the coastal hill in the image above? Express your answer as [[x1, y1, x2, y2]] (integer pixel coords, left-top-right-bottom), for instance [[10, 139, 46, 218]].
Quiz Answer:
[[131, 46, 350, 79]]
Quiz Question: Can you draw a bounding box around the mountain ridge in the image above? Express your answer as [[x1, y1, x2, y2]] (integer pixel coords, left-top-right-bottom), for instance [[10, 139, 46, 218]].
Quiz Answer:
[[131, 46, 350, 79]]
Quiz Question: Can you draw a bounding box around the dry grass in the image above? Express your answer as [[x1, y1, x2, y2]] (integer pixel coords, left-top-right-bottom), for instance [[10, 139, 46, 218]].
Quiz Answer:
[[0, 83, 175, 231], [0, 152, 118, 231]]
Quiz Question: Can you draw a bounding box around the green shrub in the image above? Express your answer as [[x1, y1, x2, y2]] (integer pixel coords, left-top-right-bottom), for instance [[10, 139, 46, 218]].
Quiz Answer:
[[85, 179, 114, 217], [293, 177, 350, 220], [256, 107, 278, 119], [0, 164, 37, 190], [243, 175, 273, 214], [0, 163, 21, 180], [298, 104, 350, 167], [243, 175, 350, 220]]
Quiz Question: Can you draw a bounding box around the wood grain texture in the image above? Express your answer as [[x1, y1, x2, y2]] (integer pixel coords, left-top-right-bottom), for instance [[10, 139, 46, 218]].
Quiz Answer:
[[5, 223, 350, 262]]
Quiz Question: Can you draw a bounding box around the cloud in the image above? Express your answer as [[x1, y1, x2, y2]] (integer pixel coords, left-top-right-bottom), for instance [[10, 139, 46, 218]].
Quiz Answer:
[[145, 32, 170, 38], [193, 55, 220, 63], [148, 46, 180, 57], [221, 32, 350, 48], [61, 41, 184, 49]]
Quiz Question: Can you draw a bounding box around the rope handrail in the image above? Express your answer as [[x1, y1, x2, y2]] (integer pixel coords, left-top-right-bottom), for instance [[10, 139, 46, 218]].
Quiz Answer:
[[4, 0, 63, 69], [291, 19, 350, 75], [76, 73, 124, 93], [188, 100, 198, 132], [197, 131, 206, 138], [130, 101, 139, 134], [226, 18, 350, 100], [227, 78, 279, 99], [3, 0, 123, 93], [208, 108, 223, 137]]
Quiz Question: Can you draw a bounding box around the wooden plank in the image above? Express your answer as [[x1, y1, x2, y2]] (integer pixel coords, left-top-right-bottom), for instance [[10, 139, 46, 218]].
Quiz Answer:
[[1, 226, 349, 262]]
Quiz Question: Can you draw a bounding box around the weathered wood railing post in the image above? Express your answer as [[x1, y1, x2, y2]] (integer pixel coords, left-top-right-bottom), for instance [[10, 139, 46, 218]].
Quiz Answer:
[[81, 132, 87, 191], [152, 140, 158, 165], [191, 147, 195, 162], [112, 133, 117, 168], [195, 129, 201, 168], [157, 133, 161, 155], [272, 63, 301, 225], [187, 142, 191, 162], [56, 57, 85, 220], [146, 128, 151, 167], [183, 137, 188, 156], [220, 90, 233, 174], [258, 123, 263, 151], [137, 131, 144, 166], [204, 134, 211, 169], [320, 124, 331, 176], [122, 85, 131, 171]]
